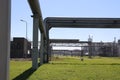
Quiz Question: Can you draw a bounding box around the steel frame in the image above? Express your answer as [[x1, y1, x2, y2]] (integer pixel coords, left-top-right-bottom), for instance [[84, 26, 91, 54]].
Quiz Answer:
[[44, 17, 120, 62], [28, 0, 120, 69]]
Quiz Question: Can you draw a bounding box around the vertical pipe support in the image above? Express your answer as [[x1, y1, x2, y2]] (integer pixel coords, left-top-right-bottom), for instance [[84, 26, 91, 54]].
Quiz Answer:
[[40, 33, 44, 65], [0, 0, 11, 80], [46, 30, 49, 63], [88, 42, 92, 58], [45, 22, 49, 63], [48, 44, 52, 61], [44, 39, 47, 63], [32, 14, 39, 70], [46, 39, 50, 62]]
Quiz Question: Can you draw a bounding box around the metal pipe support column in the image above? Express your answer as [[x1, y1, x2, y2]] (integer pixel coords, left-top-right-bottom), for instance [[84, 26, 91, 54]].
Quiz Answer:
[[44, 40, 48, 63], [32, 14, 39, 70], [0, 0, 11, 80], [88, 42, 92, 58], [40, 33, 44, 65], [46, 40, 50, 62]]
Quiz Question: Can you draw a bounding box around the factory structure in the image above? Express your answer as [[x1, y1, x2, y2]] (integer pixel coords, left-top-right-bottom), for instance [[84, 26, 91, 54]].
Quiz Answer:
[[10, 37, 31, 58], [10, 37, 120, 58], [50, 37, 120, 57]]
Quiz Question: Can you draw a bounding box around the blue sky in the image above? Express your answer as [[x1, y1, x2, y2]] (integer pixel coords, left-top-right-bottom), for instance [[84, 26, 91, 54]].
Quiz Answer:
[[11, 0, 120, 42]]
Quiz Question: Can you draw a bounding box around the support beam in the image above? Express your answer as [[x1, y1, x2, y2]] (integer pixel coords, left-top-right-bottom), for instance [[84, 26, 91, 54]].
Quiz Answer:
[[44, 17, 120, 29], [46, 40, 50, 62], [32, 15, 39, 70], [44, 40, 48, 63], [48, 45, 52, 61], [43, 20, 50, 63], [40, 33, 44, 65], [0, 0, 11, 80]]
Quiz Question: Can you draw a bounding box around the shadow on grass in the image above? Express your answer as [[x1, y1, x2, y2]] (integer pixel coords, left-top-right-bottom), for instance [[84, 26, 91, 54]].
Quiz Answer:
[[13, 63, 43, 80], [13, 67, 36, 80], [50, 62, 120, 65]]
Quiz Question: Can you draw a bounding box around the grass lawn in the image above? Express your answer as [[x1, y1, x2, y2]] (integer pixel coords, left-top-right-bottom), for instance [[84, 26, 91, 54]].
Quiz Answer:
[[10, 57, 120, 80]]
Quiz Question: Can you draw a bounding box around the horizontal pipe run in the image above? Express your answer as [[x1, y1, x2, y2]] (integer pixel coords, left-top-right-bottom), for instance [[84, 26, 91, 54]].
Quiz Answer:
[[28, 0, 46, 38]]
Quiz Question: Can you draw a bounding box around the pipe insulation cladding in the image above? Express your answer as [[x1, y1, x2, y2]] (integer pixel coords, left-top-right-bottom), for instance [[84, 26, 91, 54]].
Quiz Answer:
[[28, 0, 46, 38]]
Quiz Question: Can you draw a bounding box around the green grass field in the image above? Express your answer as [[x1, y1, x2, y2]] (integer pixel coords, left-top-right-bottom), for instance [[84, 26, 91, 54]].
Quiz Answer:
[[10, 57, 120, 80]]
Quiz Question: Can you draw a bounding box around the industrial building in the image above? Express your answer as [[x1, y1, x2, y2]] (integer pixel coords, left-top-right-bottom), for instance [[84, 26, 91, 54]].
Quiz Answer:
[[10, 37, 31, 58]]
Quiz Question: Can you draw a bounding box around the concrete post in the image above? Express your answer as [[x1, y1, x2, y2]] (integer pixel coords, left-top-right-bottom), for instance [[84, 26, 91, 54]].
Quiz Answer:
[[40, 33, 44, 65], [0, 0, 11, 80], [32, 15, 39, 70]]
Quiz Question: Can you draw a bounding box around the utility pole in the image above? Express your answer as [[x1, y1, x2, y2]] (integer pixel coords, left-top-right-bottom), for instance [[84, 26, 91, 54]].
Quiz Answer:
[[20, 19, 28, 58], [20, 19, 28, 40]]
